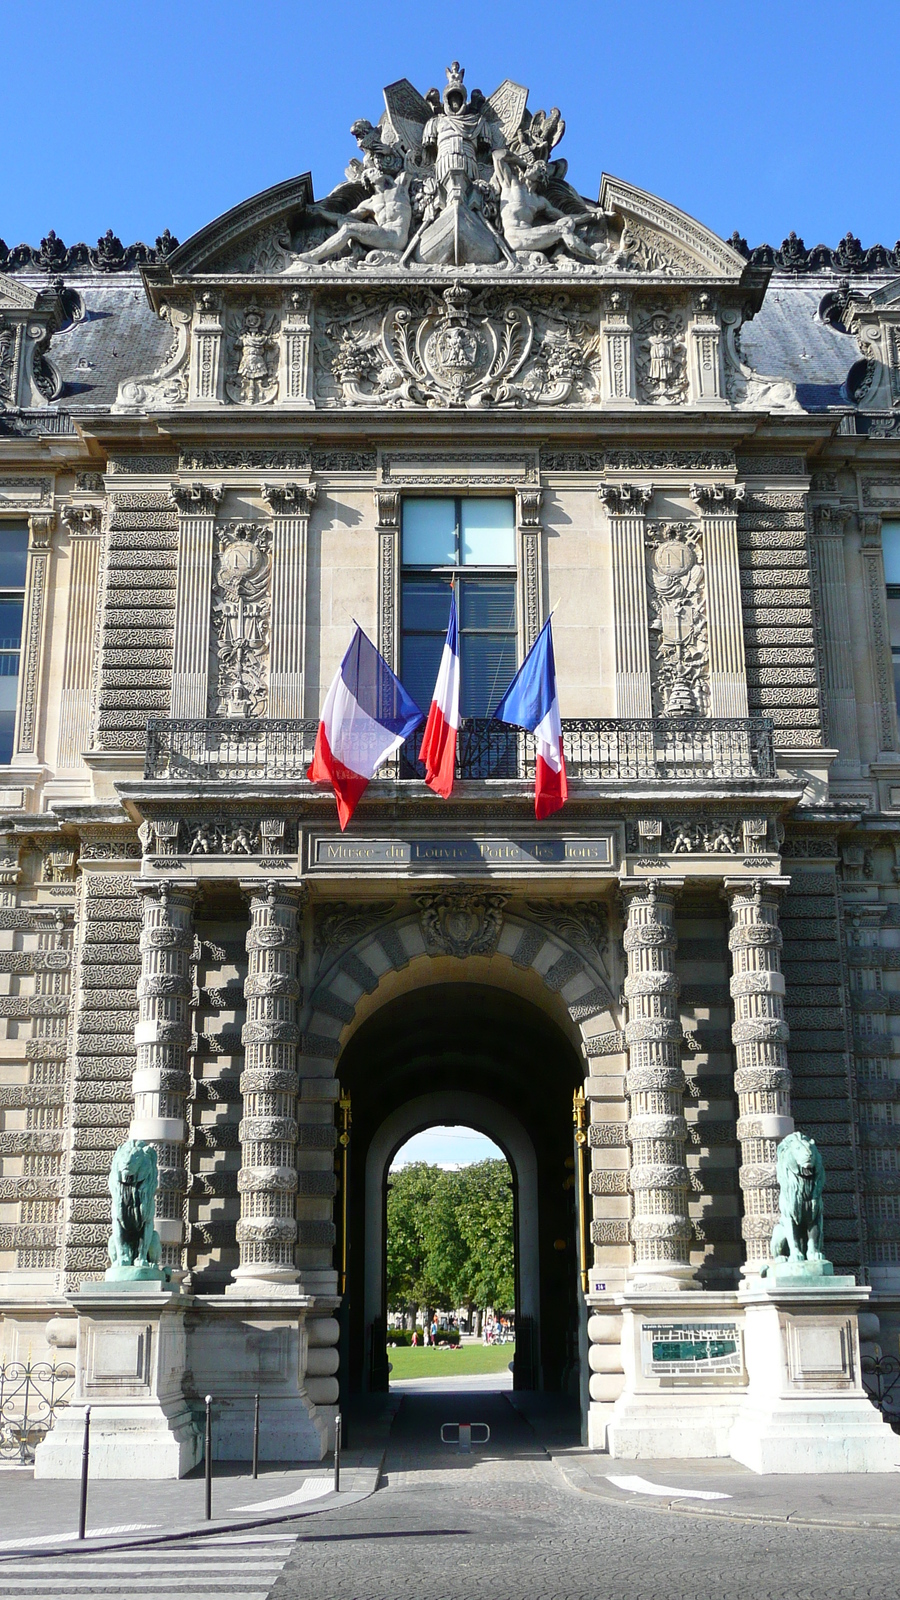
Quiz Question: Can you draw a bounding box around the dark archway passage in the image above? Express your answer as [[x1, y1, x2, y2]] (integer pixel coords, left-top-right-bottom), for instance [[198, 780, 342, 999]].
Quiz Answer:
[[337, 982, 583, 1399]]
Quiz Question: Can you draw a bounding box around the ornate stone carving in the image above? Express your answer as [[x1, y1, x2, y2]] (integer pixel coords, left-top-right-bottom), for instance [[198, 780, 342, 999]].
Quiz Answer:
[[636, 308, 687, 404], [316, 284, 603, 408], [117, 303, 190, 408], [60, 503, 102, 536], [225, 302, 278, 404], [417, 890, 506, 957], [598, 483, 652, 516], [525, 900, 608, 961], [209, 522, 272, 717], [312, 901, 395, 957], [689, 482, 746, 512], [645, 521, 708, 716]]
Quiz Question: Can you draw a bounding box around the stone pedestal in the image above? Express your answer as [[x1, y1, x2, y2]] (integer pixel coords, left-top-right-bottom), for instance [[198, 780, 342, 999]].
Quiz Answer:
[[606, 1291, 745, 1458], [34, 1284, 201, 1480], [728, 1272, 900, 1473], [185, 1294, 328, 1462]]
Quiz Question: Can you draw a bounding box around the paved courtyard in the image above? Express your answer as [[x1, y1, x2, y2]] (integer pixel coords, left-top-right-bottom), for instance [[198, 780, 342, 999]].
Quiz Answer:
[[0, 1389, 897, 1599]]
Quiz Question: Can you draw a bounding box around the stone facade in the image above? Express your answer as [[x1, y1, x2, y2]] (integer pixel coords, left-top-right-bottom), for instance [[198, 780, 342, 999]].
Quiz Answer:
[[2, 63, 900, 1462]]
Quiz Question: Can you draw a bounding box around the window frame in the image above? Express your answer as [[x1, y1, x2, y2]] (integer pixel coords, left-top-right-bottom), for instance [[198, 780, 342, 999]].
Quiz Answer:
[[0, 519, 30, 767], [400, 495, 519, 721]]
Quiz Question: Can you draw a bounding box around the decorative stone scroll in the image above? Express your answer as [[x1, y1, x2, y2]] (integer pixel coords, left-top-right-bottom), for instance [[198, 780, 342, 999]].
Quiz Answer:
[[621, 880, 693, 1285]]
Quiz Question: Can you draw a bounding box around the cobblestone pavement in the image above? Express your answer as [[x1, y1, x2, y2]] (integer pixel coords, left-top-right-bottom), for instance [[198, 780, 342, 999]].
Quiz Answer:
[[274, 1392, 900, 1600]]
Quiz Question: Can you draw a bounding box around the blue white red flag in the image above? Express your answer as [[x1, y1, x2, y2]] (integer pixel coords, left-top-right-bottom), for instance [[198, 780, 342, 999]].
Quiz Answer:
[[493, 616, 567, 819], [308, 625, 423, 830], [418, 590, 460, 799]]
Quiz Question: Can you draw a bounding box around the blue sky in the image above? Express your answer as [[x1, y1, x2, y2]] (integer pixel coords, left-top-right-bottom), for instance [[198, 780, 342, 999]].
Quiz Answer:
[[391, 1127, 505, 1169], [2, 1, 899, 252]]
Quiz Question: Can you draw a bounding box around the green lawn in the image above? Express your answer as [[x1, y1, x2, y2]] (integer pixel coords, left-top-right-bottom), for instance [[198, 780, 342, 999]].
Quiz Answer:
[[387, 1342, 515, 1379]]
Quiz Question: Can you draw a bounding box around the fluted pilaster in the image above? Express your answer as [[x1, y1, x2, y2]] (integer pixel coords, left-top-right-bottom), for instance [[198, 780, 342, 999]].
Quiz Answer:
[[600, 484, 653, 718], [725, 878, 794, 1272], [622, 879, 694, 1286], [132, 882, 198, 1268], [232, 883, 303, 1288]]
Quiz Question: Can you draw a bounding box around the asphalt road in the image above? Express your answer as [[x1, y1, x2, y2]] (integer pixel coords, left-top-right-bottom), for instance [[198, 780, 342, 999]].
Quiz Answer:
[[273, 1390, 899, 1600]]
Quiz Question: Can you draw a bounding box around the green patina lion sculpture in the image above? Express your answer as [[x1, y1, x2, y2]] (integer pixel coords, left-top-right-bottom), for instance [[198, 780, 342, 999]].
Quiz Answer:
[[106, 1138, 165, 1277], [761, 1130, 826, 1274]]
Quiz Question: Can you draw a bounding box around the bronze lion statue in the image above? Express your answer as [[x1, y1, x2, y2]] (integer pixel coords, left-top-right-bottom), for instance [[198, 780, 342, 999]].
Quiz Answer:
[[107, 1139, 163, 1272], [761, 1130, 826, 1273]]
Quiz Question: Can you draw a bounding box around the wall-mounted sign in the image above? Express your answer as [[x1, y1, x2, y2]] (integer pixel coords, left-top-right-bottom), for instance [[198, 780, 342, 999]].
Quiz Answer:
[[310, 835, 614, 870], [641, 1321, 743, 1378]]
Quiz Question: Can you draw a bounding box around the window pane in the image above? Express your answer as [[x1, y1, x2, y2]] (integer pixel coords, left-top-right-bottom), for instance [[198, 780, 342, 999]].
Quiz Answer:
[[460, 498, 515, 565], [888, 594, 900, 644], [884, 523, 900, 585], [401, 577, 452, 633], [462, 634, 517, 717], [0, 709, 14, 765], [0, 526, 28, 589], [401, 635, 445, 715], [402, 499, 456, 565], [460, 581, 516, 631], [0, 598, 23, 651]]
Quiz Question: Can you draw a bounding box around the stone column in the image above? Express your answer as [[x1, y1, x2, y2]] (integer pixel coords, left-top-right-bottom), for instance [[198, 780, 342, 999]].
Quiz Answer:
[[810, 506, 860, 769], [600, 484, 653, 718], [687, 295, 725, 405], [169, 483, 225, 719], [56, 504, 103, 770], [600, 289, 636, 404], [189, 296, 225, 403], [375, 491, 401, 671], [725, 878, 794, 1274], [231, 883, 302, 1291], [277, 290, 314, 406], [858, 513, 899, 757], [261, 482, 316, 718], [690, 483, 749, 718], [516, 489, 543, 653], [132, 882, 198, 1269], [622, 879, 693, 1287]]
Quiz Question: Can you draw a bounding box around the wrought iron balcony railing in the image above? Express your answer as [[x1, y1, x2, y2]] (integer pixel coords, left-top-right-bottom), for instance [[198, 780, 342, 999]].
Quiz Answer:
[[144, 716, 775, 783]]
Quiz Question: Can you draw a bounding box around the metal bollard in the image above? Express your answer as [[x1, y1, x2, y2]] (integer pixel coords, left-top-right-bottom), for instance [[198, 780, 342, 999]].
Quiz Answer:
[[252, 1392, 260, 1480], [204, 1395, 213, 1521], [334, 1412, 341, 1494], [440, 1421, 490, 1453], [78, 1406, 91, 1540]]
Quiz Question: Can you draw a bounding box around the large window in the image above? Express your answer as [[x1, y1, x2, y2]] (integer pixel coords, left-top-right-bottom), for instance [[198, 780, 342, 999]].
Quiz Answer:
[[0, 525, 28, 764], [883, 521, 900, 714], [401, 498, 517, 718]]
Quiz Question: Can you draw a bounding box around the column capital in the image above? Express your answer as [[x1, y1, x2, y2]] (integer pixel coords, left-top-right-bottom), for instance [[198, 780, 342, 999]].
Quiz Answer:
[[722, 874, 790, 902], [689, 481, 745, 512], [239, 878, 308, 904], [619, 875, 684, 903], [598, 482, 652, 515], [516, 487, 543, 527], [260, 481, 317, 517], [168, 481, 224, 516], [374, 488, 401, 529]]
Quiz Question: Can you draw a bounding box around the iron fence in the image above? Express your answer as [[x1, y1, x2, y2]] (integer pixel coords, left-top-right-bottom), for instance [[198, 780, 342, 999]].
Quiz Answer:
[[0, 1360, 75, 1463], [862, 1353, 900, 1433], [145, 716, 775, 783]]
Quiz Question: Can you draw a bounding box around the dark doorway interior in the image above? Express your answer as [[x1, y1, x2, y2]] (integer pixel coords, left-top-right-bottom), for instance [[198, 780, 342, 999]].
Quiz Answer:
[[337, 982, 583, 1398]]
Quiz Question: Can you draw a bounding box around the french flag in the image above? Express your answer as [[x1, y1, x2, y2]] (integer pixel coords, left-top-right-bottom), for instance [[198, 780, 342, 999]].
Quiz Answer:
[[493, 617, 568, 819], [417, 590, 460, 799], [308, 626, 423, 830]]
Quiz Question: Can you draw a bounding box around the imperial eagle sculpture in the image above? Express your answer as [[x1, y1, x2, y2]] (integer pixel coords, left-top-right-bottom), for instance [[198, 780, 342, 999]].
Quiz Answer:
[[760, 1130, 827, 1274], [106, 1138, 167, 1280]]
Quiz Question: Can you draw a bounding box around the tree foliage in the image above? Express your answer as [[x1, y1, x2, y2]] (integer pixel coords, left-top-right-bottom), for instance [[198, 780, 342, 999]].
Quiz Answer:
[[386, 1158, 514, 1316]]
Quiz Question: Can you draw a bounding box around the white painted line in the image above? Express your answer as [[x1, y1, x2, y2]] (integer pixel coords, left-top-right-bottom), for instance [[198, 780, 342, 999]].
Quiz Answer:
[[230, 1477, 333, 1512], [0, 1524, 156, 1551], [606, 1473, 731, 1501]]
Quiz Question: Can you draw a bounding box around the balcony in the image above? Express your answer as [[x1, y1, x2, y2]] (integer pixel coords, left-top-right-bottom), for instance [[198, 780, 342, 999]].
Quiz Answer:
[[143, 716, 776, 784]]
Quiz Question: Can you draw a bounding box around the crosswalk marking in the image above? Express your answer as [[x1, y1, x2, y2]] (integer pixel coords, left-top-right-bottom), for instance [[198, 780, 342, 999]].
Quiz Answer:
[[0, 1533, 296, 1599]]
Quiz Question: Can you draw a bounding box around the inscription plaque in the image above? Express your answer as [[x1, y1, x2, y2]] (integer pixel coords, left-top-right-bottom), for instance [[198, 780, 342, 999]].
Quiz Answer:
[[311, 836, 613, 869]]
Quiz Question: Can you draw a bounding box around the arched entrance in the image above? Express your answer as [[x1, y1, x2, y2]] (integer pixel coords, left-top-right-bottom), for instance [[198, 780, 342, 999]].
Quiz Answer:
[[336, 981, 584, 1397]]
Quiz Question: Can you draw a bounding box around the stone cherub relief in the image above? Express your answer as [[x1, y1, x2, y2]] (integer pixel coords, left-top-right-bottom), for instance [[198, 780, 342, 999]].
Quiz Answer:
[[287, 62, 617, 274]]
